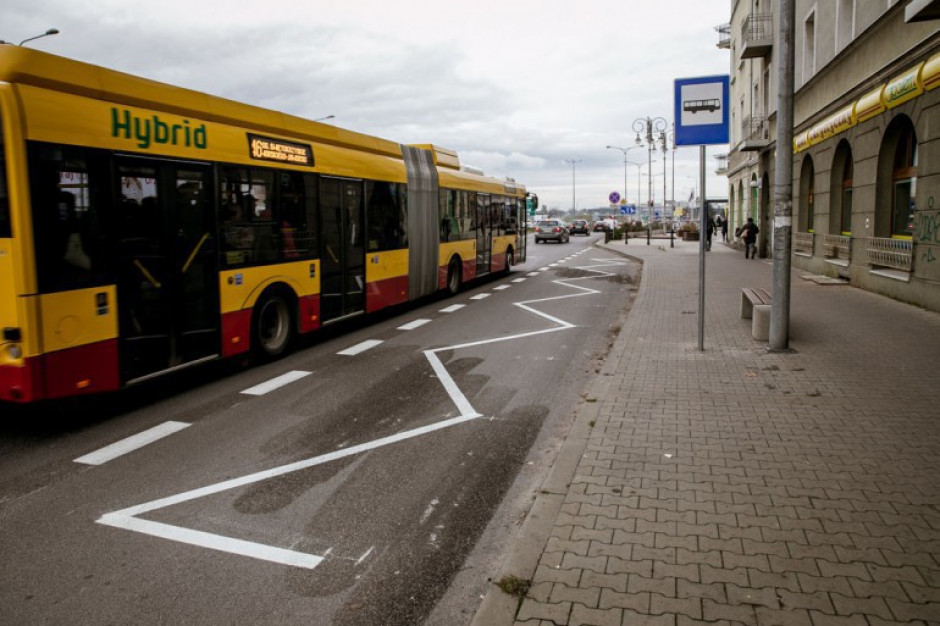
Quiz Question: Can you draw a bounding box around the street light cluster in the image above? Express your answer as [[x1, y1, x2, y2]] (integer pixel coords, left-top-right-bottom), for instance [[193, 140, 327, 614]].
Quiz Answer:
[[604, 118, 677, 224]]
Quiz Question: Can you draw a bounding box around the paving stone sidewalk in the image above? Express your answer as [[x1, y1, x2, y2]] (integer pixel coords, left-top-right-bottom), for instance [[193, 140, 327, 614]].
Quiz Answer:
[[473, 237, 940, 626]]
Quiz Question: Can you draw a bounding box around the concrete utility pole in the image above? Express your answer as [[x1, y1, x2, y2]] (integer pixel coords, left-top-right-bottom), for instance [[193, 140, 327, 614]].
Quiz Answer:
[[770, 0, 795, 350]]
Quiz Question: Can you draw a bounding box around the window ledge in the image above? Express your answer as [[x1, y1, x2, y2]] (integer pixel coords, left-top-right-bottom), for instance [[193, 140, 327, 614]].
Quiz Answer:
[[794, 252, 812, 258], [825, 259, 850, 267], [869, 268, 911, 282]]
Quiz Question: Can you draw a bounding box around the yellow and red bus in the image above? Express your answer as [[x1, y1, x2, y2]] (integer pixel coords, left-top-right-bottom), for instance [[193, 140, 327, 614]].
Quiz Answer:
[[0, 47, 531, 403]]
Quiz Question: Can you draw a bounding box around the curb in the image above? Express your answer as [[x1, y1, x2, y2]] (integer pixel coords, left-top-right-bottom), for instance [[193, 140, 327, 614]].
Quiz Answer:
[[469, 242, 642, 626]]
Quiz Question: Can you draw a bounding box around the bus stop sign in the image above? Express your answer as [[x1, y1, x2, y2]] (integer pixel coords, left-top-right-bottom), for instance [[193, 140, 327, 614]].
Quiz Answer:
[[674, 75, 730, 146]]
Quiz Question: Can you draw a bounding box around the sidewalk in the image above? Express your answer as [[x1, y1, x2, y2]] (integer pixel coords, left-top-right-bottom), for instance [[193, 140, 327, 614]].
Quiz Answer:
[[473, 236, 940, 626]]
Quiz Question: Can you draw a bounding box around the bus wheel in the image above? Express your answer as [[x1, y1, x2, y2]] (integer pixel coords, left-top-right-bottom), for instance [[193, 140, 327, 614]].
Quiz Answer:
[[447, 258, 462, 295], [503, 248, 514, 274], [253, 292, 293, 359]]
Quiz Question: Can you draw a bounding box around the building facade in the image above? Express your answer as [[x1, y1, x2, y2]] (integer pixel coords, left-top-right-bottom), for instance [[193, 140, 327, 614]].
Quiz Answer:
[[723, 0, 940, 312]]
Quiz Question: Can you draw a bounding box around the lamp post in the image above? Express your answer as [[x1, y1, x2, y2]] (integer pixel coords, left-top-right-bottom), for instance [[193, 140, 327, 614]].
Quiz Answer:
[[633, 116, 668, 224], [605, 145, 641, 205], [564, 159, 582, 214], [627, 161, 646, 208], [0, 28, 59, 46]]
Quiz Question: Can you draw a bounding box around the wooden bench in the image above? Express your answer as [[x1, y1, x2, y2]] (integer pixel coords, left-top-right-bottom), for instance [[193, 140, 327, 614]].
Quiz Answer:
[[741, 287, 772, 341]]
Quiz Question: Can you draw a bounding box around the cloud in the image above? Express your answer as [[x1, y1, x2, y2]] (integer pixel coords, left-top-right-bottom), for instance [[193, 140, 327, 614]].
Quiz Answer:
[[7, 0, 732, 210]]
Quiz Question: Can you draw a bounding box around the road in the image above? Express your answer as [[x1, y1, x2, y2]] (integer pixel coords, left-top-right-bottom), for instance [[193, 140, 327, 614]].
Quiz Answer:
[[0, 232, 639, 626]]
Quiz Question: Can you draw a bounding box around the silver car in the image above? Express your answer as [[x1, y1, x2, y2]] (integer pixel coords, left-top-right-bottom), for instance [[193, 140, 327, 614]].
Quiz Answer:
[[534, 219, 570, 244]]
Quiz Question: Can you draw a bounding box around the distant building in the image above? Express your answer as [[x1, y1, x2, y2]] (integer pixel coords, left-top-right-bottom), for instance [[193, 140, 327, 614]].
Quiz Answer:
[[720, 0, 940, 312]]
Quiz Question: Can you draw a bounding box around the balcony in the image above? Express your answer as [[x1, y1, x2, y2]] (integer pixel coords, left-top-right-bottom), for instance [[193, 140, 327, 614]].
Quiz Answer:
[[866, 237, 912, 273], [714, 154, 728, 175], [740, 115, 770, 151], [794, 231, 814, 256], [823, 235, 852, 263], [715, 23, 731, 49], [741, 13, 773, 58]]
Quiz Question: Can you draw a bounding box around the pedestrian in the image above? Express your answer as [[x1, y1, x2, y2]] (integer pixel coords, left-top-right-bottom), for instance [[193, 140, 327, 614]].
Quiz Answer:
[[719, 215, 728, 242], [741, 217, 759, 259], [705, 215, 715, 251]]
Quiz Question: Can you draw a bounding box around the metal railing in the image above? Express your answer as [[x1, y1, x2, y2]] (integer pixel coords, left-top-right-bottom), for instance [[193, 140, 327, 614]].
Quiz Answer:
[[714, 154, 728, 174], [716, 23, 731, 49], [742, 13, 773, 43], [823, 234, 852, 261], [742, 115, 769, 142], [866, 237, 913, 271], [794, 231, 814, 255]]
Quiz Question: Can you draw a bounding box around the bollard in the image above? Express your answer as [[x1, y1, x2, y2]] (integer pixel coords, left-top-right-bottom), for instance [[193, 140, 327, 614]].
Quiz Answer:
[[604, 228, 611, 243], [670, 229, 674, 248], [647, 227, 651, 246], [624, 228, 628, 245]]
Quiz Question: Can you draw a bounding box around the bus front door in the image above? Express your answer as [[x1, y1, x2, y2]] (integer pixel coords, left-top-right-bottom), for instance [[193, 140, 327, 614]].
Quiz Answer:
[[320, 177, 365, 323], [115, 158, 220, 384]]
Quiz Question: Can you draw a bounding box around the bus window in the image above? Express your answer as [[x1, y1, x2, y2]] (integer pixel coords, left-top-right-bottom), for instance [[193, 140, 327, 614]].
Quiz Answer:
[[28, 143, 108, 292], [220, 167, 275, 265], [278, 171, 312, 260], [366, 181, 405, 251], [0, 115, 10, 238]]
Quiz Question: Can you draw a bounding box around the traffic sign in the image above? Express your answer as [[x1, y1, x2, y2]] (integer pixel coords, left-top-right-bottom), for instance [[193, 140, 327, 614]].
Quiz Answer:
[[674, 75, 730, 146], [608, 191, 621, 204]]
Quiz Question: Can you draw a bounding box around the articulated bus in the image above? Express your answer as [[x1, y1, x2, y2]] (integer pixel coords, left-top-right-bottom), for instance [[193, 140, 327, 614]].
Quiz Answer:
[[0, 47, 532, 403]]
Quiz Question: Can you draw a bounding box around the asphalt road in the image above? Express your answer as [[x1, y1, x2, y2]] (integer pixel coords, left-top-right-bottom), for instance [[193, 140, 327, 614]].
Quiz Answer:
[[0, 232, 639, 626]]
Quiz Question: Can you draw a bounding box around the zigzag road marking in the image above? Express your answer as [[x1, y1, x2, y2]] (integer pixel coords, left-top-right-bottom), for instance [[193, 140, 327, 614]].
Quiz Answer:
[[96, 256, 630, 569]]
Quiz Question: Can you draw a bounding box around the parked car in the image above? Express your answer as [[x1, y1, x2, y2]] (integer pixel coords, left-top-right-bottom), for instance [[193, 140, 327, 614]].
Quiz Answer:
[[569, 219, 590, 235], [534, 219, 570, 244]]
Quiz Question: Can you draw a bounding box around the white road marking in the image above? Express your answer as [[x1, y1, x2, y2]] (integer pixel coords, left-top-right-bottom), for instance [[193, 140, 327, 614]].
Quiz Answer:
[[96, 254, 630, 570], [74, 421, 190, 466], [470, 293, 490, 300], [526, 272, 540, 277], [240, 370, 311, 396], [338, 339, 383, 356], [493, 285, 510, 291], [440, 304, 465, 313], [397, 319, 432, 331], [512, 278, 526, 283], [98, 513, 323, 569]]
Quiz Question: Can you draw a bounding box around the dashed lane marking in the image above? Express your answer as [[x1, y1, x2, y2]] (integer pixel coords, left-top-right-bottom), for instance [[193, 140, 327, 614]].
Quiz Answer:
[[439, 304, 465, 313], [74, 421, 191, 466], [337, 339, 384, 356], [470, 293, 490, 300], [241, 370, 312, 396], [397, 319, 432, 331]]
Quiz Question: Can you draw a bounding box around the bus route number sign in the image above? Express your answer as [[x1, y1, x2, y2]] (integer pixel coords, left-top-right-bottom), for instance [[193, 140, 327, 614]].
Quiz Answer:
[[247, 133, 315, 166]]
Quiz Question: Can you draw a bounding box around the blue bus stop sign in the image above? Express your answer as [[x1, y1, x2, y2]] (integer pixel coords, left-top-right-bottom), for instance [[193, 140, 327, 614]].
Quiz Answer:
[[674, 75, 730, 146]]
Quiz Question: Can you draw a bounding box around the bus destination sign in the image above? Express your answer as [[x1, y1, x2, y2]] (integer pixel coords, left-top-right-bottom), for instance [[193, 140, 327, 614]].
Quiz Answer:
[[247, 133, 314, 166]]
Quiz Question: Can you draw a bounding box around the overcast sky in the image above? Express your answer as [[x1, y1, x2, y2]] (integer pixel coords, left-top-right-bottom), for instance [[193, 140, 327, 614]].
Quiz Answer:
[[4, 0, 732, 213]]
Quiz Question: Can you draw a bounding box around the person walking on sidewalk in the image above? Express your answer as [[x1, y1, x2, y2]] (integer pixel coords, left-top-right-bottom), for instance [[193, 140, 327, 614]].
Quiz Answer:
[[741, 217, 759, 259]]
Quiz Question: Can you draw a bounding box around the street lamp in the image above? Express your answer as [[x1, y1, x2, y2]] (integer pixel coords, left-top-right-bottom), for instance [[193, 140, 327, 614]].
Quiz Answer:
[[633, 116, 668, 223], [605, 145, 641, 205], [0, 28, 59, 46], [627, 161, 646, 208], [564, 159, 582, 213]]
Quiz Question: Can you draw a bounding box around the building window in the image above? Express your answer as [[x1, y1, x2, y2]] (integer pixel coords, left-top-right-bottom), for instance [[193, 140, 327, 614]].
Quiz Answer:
[[830, 141, 853, 236], [799, 155, 815, 233], [803, 8, 816, 84], [837, 0, 855, 52], [892, 126, 917, 237]]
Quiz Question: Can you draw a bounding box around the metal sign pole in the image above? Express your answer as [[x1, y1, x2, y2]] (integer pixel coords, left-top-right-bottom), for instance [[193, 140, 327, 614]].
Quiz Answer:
[[698, 145, 706, 351]]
